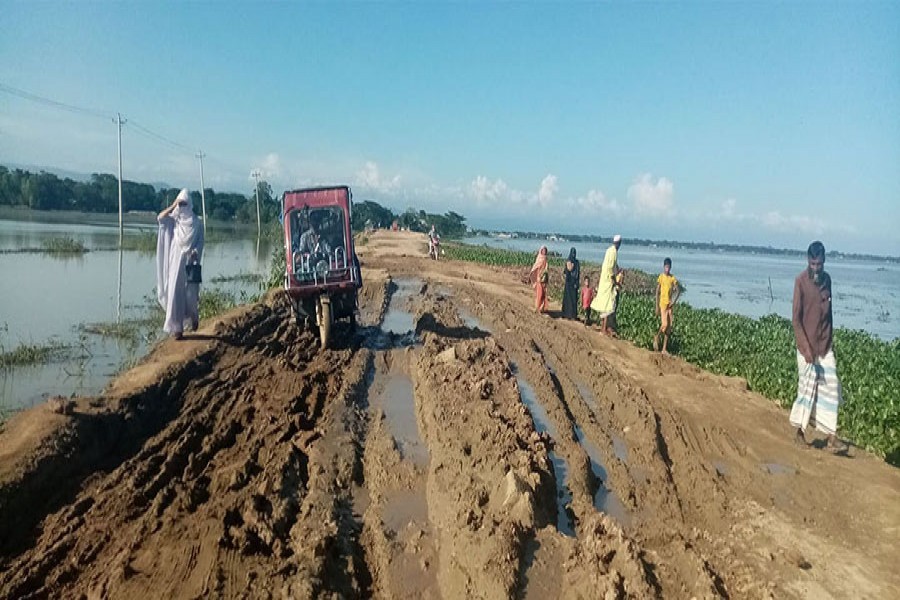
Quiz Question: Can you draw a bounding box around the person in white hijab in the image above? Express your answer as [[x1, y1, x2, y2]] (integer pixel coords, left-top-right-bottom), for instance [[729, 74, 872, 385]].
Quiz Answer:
[[157, 188, 204, 340]]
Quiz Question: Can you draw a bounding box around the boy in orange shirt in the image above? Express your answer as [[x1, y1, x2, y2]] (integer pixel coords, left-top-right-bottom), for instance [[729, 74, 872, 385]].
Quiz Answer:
[[653, 257, 680, 354]]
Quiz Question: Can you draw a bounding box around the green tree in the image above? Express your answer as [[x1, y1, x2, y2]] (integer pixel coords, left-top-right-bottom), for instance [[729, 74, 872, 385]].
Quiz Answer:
[[351, 200, 395, 231]]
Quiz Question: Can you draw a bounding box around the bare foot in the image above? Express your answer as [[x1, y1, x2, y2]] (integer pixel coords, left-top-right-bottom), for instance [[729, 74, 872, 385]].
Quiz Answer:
[[826, 435, 849, 454], [661, 350, 670, 356]]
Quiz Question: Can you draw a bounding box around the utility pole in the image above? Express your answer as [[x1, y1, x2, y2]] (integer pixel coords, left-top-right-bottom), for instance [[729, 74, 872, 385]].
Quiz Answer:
[[251, 169, 261, 238], [196, 150, 207, 233], [114, 112, 126, 245]]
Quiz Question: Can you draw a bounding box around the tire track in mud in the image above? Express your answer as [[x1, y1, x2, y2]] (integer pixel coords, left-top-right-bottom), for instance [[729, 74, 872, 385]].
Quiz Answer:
[[447, 285, 731, 598], [0, 286, 383, 599]]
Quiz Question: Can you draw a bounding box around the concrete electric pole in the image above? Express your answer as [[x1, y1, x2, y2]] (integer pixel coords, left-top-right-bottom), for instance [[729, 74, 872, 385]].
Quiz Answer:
[[251, 169, 261, 238], [197, 150, 207, 233]]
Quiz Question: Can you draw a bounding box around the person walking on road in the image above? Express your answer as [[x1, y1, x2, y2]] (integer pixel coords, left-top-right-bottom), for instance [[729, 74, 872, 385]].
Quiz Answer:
[[790, 241, 847, 452], [529, 245, 549, 313], [157, 188, 204, 341], [653, 257, 680, 354], [561, 247, 580, 319], [590, 234, 622, 336]]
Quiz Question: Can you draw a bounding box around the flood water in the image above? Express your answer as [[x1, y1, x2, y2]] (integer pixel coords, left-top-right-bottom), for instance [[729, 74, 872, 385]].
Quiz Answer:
[[0, 218, 272, 413], [465, 236, 900, 340]]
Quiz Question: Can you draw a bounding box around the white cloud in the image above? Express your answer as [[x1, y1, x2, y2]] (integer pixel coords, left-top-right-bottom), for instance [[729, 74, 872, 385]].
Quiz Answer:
[[721, 198, 737, 217], [760, 211, 827, 235], [628, 173, 674, 216], [470, 175, 510, 203], [572, 189, 621, 213], [259, 153, 282, 179], [538, 174, 558, 207], [356, 160, 401, 192]]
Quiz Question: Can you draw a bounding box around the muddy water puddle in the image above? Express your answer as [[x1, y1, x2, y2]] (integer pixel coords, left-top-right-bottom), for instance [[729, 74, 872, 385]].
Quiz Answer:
[[382, 278, 421, 335], [382, 488, 428, 533], [377, 372, 429, 466], [511, 363, 575, 537], [573, 426, 631, 527], [612, 434, 629, 462]]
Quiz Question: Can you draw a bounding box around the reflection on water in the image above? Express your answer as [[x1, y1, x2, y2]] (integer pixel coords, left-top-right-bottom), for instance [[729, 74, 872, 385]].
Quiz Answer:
[[0, 218, 273, 413], [465, 236, 900, 340]]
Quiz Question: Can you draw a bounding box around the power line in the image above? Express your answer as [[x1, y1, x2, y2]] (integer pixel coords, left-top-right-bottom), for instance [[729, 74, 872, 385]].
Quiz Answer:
[[0, 82, 113, 120], [0, 81, 253, 191], [128, 118, 195, 153]]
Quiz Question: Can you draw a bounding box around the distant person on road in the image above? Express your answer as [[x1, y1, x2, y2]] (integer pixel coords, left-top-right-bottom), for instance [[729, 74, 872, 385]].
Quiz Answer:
[[529, 245, 549, 313], [790, 241, 848, 453], [157, 188, 204, 341], [590, 234, 623, 336], [581, 275, 594, 325], [561, 247, 580, 319], [653, 257, 680, 354]]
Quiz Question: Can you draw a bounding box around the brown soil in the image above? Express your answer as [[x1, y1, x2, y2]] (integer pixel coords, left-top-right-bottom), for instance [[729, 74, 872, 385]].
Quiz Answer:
[[1, 230, 898, 599]]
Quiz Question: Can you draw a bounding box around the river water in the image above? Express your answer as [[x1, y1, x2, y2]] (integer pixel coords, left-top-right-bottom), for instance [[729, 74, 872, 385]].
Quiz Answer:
[[1, 219, 273, 413], [464, 236, 899, 341]]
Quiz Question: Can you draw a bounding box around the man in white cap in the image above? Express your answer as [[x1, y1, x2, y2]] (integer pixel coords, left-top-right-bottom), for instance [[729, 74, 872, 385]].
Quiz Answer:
[[156, 189, 204, 340], [590, 234, 623, 336]]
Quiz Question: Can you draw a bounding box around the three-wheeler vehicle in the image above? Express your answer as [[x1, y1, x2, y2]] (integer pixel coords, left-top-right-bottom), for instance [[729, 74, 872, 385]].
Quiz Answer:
[[281, 185, 360, 347]]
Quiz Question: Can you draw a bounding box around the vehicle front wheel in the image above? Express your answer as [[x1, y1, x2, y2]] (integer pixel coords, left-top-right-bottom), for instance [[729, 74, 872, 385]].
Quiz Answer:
[[318, 300, 332, 348]]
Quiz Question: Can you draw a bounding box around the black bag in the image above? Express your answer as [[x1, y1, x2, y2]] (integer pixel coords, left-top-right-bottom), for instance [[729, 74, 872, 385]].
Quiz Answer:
[[186, 262, 202, 284]]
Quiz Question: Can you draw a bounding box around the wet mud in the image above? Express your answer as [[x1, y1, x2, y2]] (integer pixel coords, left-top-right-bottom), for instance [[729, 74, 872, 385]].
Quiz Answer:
[[1, 231, 899, 599]]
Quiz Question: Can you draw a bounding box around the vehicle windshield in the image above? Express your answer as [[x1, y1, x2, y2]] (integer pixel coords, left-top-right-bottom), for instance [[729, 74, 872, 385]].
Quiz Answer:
[[289, 205, 346, 256]]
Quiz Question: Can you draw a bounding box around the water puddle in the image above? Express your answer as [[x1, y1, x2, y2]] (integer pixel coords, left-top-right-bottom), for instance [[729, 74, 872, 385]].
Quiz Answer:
[[573, 425, 631, 527], [511, 363, 574, 537], [381, 278, 420, 335], [457, 307, 491, 333], [763, 462, 796, 476], [377, 373, 429, 466], [612, 435, 629, 463], [382, 488, 428, 533], [575, 380, 598, 413]]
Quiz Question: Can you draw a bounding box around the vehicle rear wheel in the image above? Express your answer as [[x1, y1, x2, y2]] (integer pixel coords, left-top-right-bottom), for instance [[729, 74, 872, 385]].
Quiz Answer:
[[318, 300, 332, 348]]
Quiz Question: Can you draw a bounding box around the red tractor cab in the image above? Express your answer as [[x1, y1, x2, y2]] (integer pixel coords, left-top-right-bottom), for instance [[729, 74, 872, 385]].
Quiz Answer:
[[282, 186, 361, 347]]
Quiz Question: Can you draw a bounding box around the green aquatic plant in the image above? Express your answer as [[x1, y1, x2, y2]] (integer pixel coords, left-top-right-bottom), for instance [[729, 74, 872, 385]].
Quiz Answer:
[[616, 295, 900, 463], [40, 236, 87, 254], [0, 338, 69, 368]]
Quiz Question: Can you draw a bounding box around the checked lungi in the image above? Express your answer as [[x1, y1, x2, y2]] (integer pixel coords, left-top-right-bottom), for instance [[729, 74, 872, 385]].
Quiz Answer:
[[789, 350, 842, 435]]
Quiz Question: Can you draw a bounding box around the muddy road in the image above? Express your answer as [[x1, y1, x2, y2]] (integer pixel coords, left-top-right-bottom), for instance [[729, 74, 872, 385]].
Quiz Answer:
[[1, 230, 898, 599]]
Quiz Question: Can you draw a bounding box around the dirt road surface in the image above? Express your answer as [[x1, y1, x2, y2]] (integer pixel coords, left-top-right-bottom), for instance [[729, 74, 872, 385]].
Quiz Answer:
[[1, 230, 898, 599]]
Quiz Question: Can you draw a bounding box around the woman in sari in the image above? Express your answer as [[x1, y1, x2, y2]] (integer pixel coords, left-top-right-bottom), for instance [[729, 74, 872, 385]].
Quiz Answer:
[[157, 188, 204, 340], [561, 247, 580, 319], [529, 245, 549, 313]]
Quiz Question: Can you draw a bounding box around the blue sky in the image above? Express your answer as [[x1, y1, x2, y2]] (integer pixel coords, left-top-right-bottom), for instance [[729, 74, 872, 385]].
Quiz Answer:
[[1, 1, 898, 255]]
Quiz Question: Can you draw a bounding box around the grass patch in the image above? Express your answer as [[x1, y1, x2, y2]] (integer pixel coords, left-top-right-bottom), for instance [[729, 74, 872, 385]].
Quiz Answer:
[[0, 339, 69, 368], [210, 272, 264, 284], [118, 232, 158, 253], [40, 236, 88, 254], [199, 288, 241, 319]]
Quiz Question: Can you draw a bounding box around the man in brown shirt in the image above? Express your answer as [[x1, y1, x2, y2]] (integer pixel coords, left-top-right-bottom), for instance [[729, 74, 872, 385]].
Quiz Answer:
[[789, 241, 847, 452]]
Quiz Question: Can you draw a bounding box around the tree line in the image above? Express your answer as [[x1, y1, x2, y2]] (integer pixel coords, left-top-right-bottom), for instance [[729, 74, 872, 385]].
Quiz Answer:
[[0, 166, 279, 224], [351, 200, 467, 239], [0, 165, 469, 238]]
